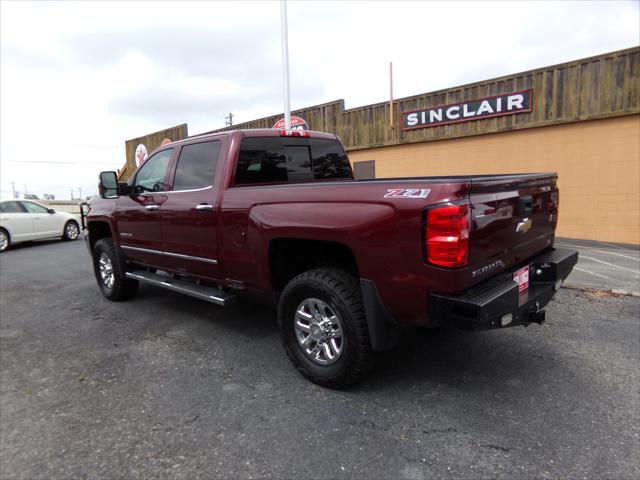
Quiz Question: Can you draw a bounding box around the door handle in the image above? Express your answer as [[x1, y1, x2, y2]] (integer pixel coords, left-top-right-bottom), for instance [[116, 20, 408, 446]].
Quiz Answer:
[[195, 204, 213, 211], [145, 205, 159, 211]]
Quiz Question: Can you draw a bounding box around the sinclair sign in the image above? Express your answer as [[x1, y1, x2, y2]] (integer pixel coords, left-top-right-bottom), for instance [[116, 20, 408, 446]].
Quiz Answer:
[[402, 90, 532, 131]]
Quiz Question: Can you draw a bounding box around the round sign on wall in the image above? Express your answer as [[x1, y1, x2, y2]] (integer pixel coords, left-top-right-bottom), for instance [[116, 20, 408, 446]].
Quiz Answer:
[[135, 144, 148, 167], [272, 116, 308, 131]]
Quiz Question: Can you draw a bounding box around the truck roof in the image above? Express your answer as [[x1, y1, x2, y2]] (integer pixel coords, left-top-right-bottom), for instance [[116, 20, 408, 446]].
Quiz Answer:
[[184, 128, 339, 144]]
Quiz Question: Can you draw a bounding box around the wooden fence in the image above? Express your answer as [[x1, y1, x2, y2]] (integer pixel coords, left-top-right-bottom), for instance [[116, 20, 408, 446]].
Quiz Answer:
[[208, 46, 639, 150], [118, 124, 188, 181]]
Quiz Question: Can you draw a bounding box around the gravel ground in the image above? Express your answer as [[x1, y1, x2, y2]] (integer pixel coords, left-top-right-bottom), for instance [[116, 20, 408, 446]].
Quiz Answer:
[[1, 239, 639, 479]]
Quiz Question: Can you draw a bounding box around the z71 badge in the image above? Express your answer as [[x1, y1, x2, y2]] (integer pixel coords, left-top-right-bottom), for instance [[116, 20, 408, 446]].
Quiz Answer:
[[384, 188, 431, 199]]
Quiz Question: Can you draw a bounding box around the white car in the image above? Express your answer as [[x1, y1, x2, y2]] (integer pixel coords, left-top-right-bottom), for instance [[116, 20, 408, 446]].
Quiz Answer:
[[0, 200, 81, 252]]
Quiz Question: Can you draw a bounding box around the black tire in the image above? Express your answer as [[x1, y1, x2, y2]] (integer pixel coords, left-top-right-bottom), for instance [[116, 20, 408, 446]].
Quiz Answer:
[[277, 268, 375, 389], [92, 238, 138, 301], [0, 228, 10, 252], [62, 220, 80, 241]]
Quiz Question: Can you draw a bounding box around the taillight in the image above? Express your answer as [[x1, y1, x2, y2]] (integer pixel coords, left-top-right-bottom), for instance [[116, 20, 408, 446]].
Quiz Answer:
[[426, 204, 470, 267]]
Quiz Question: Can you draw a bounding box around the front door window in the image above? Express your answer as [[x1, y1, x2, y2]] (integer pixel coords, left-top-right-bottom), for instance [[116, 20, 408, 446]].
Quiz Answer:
[[133, 149, 174, 193]]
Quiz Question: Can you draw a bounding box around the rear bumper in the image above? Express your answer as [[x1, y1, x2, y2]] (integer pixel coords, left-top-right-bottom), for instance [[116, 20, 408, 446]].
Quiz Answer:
[[429, 248, 578, 331]]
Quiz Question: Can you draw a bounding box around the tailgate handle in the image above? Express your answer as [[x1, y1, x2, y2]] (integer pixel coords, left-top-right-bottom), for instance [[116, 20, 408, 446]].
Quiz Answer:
[[519, 195, 533, 215]]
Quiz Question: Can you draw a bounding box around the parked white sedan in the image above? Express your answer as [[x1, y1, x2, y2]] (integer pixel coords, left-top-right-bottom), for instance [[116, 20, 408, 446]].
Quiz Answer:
[[0, 200, 80, 252]]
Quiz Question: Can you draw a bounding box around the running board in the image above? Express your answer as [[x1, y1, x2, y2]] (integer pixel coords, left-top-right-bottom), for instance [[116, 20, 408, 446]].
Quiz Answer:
[[125, 271, 236, 306]]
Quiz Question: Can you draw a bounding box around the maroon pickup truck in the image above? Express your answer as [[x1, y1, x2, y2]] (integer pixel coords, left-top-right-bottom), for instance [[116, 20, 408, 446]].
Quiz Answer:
[[84, 128, 577, 388]]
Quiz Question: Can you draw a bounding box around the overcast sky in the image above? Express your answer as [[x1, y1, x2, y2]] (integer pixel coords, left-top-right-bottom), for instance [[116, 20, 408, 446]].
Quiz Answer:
[[1, 0, 638, 200]]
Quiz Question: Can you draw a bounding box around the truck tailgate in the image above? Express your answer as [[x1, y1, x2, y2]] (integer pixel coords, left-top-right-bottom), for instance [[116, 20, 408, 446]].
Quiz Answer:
[[468, 173, 559, 278]]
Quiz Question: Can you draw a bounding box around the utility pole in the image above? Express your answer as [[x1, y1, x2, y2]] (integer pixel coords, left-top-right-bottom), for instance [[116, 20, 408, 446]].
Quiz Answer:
[[10, 182, 16, 198], [24, 184, 27, 198], [79, 187, 82, 199], [389, 61, 395, 129], [70, 189, 74, 200], [225, 112, 234, 127]]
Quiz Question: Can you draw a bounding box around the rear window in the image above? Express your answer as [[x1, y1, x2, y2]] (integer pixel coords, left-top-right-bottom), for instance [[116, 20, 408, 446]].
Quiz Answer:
[[235, 137, 352, 185]]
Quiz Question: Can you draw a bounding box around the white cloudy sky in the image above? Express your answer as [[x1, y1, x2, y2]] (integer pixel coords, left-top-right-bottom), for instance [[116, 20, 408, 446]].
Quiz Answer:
[[1, 0, 638, 200]]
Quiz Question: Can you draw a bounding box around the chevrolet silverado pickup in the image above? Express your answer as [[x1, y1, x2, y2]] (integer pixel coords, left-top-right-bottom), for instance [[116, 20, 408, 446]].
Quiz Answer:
[[84, 128, 577, 388]]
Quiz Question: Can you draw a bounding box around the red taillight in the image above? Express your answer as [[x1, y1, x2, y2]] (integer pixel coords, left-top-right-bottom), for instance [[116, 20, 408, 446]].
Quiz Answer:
[[280, 129, 310, 137], [426, 204, 470, 267]]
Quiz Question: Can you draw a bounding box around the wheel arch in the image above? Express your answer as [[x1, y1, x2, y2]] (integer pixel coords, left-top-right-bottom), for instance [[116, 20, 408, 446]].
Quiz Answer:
[[87, 220, 113, 251], [63, 217, 79, 230], [0, 226, 10, 250], [0, 225, 11, 241], [269, 238, 359, 294]]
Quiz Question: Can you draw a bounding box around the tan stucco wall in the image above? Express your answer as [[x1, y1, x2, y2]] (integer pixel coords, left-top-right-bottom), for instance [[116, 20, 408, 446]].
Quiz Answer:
[[348, 115, 640, 245]]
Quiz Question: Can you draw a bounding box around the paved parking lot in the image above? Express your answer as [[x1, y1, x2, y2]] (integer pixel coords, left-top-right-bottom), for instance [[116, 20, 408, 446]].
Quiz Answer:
[[557, 238, 640, 295], [1, 240, 639, 479]]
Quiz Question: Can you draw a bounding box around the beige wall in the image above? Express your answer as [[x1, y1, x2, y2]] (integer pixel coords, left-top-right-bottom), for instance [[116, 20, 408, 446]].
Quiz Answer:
[[348, 115, 640, 245]]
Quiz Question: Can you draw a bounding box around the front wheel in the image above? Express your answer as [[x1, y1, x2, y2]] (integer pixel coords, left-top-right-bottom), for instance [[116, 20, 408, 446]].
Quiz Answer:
[[277, 268, 375, 389], [62, 220, 80, 241], [92, 238, 138, 301]]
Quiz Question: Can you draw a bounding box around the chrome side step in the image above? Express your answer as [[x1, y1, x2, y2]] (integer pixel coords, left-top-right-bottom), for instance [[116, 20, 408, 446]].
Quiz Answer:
[[125, 271, 236, 306]]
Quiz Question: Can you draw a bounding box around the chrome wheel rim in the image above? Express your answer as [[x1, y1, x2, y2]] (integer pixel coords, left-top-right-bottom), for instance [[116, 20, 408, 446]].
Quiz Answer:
[[98, 252, 114, 289], [0, 231, 7, 251], [66, 222, 79, 240], [294, 298, 344, 365]]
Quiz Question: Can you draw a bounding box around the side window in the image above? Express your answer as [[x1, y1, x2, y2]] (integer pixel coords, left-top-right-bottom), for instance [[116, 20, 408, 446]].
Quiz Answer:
[[172, 141, 221, 191], [134, 148, 174, 192], [0, 201, 25, 213], [21, 202, 49, 214]]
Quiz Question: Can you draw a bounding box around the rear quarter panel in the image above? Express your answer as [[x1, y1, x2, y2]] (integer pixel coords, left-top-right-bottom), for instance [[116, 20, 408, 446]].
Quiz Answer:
[[219, 180, 470, 325]]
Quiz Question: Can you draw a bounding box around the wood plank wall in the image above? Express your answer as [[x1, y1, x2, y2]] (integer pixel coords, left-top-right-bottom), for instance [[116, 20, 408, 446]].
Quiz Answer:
[[208, 47, 639, 150], [119, 124, 188, 181]]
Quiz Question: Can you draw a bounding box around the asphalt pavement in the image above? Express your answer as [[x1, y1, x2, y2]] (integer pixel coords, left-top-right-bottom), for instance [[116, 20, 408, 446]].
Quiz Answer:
[[556, 237, 640, 296], [0, 239, 639, 479]]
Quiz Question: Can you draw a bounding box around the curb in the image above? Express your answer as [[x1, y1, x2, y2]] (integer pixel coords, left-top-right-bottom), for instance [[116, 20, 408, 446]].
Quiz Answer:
[[562, 283, 640, 297]]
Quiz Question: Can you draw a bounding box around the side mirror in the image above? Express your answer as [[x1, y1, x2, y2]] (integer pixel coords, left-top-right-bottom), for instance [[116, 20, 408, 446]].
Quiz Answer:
[[47, 208, 55, 214], [99, 171, 119, 198]]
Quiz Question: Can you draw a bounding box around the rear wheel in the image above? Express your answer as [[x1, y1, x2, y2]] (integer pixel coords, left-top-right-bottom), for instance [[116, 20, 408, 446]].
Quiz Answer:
[[0, 229, 9, 252], [92, 238, 138, 301], [278, 268, 375, 389], [62, 220, 79, 241]]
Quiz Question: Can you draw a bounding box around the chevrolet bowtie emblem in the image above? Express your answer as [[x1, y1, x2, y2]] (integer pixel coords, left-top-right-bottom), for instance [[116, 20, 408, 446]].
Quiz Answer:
[[516, 218, 533, 234]]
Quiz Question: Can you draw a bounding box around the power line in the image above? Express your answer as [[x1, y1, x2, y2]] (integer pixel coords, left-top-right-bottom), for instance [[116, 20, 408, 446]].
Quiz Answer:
[[1, 144, 122, 149], [2, 160, 118, 165]]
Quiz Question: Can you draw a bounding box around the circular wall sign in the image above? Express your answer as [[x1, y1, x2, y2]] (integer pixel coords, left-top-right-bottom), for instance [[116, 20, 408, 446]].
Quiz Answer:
[[135, 144, 148, 167], [272, 116, 308, 131]]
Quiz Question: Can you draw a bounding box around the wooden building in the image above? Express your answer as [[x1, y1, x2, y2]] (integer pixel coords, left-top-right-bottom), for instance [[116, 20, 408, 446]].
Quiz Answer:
[[126, 47, 640, 244]]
